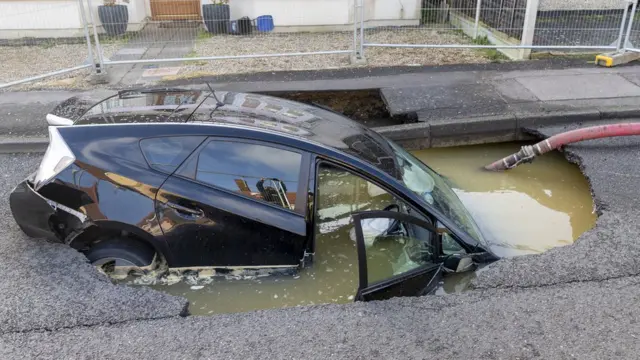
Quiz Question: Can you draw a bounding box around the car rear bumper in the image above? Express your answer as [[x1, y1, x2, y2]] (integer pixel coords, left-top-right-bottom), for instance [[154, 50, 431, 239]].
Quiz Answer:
[[10, 178, 88, 242], [10, 179, 60, 241]]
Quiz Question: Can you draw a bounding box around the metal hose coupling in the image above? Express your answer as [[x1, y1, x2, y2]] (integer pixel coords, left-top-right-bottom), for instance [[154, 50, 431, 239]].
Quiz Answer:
[[484, 144, 537, 171]]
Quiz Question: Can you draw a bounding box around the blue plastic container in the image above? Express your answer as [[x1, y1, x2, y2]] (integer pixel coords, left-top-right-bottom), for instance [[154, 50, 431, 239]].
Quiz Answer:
[[256, 15, 274, 32]]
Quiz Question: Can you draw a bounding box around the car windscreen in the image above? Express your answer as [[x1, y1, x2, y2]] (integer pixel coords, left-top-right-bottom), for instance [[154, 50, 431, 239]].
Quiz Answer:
[[385, 140, 486, 246]]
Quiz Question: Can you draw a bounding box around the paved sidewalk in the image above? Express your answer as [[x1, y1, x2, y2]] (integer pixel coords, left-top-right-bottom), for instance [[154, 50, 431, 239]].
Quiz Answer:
[[106, 24, 198, 87], [4, 63, 640, 142], [196, 63, 640, 123]]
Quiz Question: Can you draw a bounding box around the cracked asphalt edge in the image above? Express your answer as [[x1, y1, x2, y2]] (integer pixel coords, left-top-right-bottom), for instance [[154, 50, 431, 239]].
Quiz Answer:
[[473, 120, 640, 289], [1, 115, 640, 357], [0, 153, 189, 334]]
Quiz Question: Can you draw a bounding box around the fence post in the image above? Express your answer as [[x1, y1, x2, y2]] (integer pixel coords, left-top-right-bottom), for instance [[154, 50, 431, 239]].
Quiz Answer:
[[359, 0, 365, 59], [78, 0, 96, 72], [519, 0, 540, 60], [623, 0, 638, 51], [615, 1, 631, 51], [353, 0, 358, 58], [474, 0, 482, 39], [85, 0, 108, 78]]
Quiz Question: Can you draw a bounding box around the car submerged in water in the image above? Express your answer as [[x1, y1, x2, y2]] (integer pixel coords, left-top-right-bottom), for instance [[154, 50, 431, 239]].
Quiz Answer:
[[10, 88, 499, 302]]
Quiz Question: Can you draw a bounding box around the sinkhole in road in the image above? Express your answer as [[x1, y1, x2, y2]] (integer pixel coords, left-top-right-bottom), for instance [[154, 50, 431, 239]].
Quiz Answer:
[[257, 89, 414, 127], [121, 142, 596, 315]]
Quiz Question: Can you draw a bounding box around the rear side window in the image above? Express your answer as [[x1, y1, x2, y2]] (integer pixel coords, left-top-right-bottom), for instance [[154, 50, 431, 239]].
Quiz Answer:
[[140, 136, 205, 173], [195, 141, 302, 210]]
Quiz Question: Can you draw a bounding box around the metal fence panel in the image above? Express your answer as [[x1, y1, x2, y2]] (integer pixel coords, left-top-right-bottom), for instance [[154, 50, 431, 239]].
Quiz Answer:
[[2, 0, 639, 89], [621, 0, 640, 52], [95, 0, 356, 78], [534, 4, 630, 49], [362, 0, 628, 59], [0, 0, 98, 89]]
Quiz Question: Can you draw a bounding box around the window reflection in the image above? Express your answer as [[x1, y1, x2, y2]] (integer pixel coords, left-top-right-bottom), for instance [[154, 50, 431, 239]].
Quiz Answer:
[[196, 141, 302, 210]]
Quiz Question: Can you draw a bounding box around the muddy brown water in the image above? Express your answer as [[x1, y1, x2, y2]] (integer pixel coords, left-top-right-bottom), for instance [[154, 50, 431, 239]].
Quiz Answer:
[[125, 142, 596, 315], [415, 143, 596, 258]]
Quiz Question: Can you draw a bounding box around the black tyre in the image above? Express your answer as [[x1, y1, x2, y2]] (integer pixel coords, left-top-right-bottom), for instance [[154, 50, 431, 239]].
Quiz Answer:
[[85, 237, 156, 276]]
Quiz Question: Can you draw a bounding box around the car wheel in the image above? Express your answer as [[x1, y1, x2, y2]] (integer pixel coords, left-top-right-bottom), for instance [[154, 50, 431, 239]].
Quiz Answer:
[[85, 237, 156, 279]]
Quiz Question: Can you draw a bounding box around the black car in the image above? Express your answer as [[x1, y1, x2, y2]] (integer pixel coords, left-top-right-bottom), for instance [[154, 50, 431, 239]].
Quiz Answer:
[[10, 89, 498, 302]]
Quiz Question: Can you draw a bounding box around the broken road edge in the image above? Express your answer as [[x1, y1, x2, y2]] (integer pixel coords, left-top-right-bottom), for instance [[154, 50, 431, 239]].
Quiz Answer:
[[3, 105, 640, 154]]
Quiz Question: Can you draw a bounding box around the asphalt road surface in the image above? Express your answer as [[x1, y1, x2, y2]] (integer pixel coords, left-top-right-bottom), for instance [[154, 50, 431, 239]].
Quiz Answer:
[[1, 120, 640, 359]]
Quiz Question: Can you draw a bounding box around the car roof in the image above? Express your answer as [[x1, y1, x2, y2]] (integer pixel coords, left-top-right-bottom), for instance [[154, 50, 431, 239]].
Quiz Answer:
[[75, 89, 402, 180]]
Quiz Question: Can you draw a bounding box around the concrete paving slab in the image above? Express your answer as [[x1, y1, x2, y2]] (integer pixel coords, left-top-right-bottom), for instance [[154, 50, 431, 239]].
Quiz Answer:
[[416, 103, 511, 122], [114, 48, 148, 56], [159, 47, 193, 56], [516, 74, 640, 101], [209, 72, 480, 93], [620, 72, 640, 87], [381, 83, 506, 116], [106, 64, 136, 85], [492, 68, 601, 80], [159, 58, 600, 87], [142, 67, 182, 78], [492, 79, 539, 103]]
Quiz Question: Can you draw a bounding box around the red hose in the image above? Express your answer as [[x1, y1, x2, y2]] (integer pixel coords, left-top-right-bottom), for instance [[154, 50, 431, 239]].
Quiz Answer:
[[484, 123, 640, 171]]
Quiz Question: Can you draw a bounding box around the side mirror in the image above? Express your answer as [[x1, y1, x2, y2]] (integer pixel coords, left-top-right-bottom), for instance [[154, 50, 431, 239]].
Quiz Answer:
[[443, 254, 476, 273], [46, 114, 73, 126]]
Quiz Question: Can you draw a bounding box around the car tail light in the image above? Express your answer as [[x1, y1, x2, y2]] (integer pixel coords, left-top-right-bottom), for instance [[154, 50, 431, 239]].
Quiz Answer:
[[33, 127, 75, 191]]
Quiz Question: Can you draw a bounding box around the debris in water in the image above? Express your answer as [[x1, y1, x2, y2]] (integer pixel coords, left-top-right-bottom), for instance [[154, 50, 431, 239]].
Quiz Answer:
[[190, 285, 204, 290]]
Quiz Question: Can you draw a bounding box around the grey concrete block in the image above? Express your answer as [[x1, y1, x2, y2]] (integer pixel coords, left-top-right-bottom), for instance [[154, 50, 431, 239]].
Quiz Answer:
[[380, 83, 506, 116], [374, 122, 430, 141], [598, 105, 640, 119], [429, 114, 517, 138], [428, 115, 517, 148], [516, 109, 602, 129], [430, 132, 518, 148], [349, 53, 367, 66], [393, 137, 431, 150], [416, 104, 511, 122], [89, 72, 109, 85]]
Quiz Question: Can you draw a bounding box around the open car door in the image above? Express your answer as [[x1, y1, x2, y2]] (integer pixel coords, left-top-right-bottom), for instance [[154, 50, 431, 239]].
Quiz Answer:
[[352, 210, 443, 301]]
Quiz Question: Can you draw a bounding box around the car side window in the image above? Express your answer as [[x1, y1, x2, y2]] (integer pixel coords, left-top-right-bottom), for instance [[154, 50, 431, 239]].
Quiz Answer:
[[140, 136, 205, 173], [314, 163, 437, 285], [195, 140, 302, 210]]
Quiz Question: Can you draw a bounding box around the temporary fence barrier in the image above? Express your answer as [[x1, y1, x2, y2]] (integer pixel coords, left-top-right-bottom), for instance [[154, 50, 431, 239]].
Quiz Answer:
[[1, 0, 639, 89]]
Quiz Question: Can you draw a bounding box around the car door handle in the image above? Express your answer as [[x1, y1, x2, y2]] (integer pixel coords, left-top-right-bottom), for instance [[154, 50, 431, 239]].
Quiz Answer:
[[166, 202, 204, 218]]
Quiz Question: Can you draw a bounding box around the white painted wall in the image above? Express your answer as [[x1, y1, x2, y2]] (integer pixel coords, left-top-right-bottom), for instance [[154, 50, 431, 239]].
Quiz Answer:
[[227, 0, 420, 27], [369, 0, 420, 21], [84, 0, 148, 30], [0, 0, 421, 38], [0, 0, 148, 38], [0, 0, 85, 37], [228, 0, 352, 26]]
